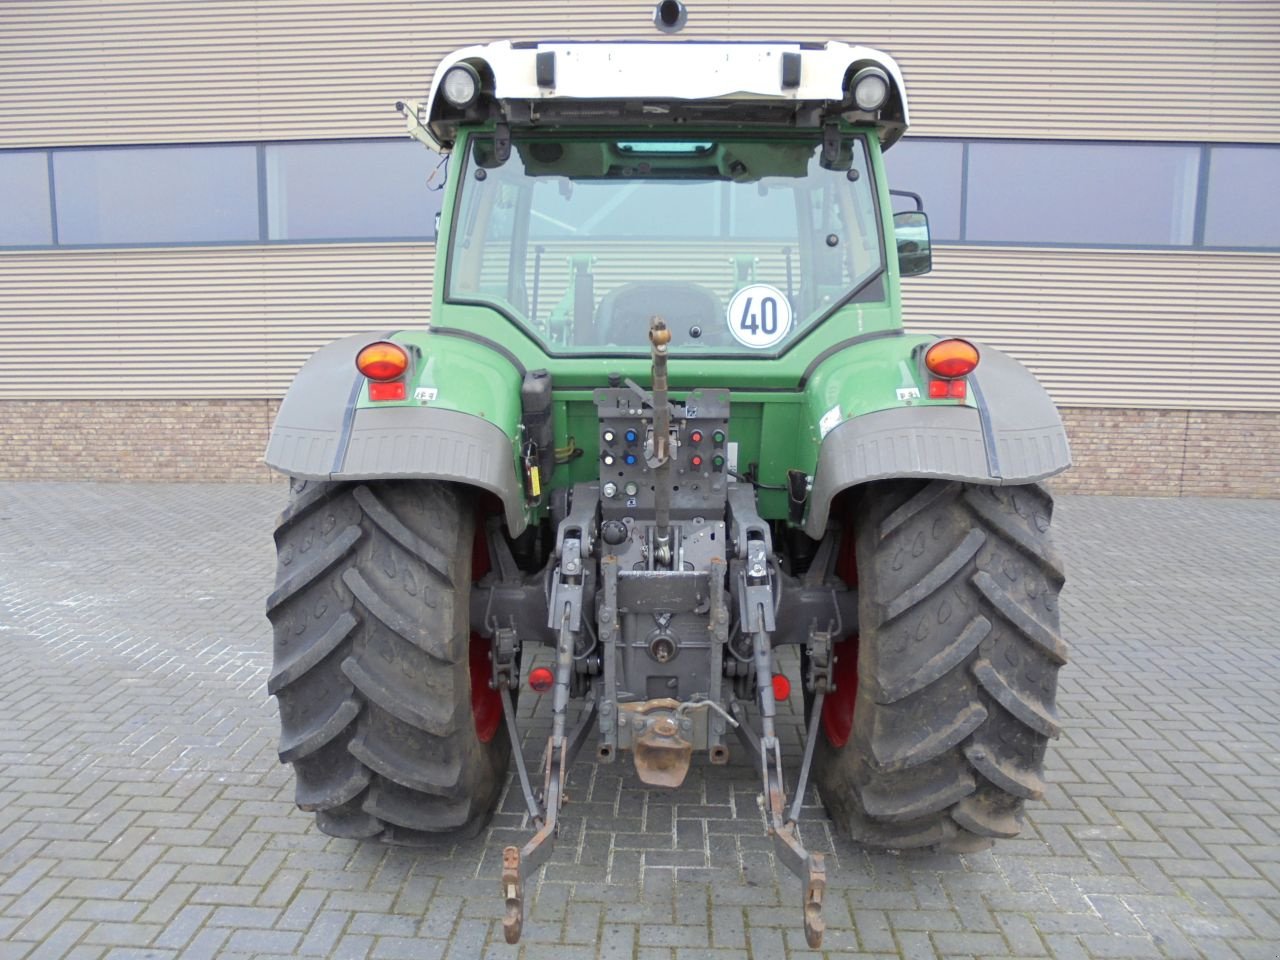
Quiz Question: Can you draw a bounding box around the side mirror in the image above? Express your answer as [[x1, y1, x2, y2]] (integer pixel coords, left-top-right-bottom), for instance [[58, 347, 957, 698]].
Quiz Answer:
[[893, 210, 932, 277]]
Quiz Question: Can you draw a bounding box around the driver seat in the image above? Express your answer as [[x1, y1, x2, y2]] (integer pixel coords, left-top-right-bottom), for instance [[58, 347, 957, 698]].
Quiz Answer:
[[595, 282, 723, 346]]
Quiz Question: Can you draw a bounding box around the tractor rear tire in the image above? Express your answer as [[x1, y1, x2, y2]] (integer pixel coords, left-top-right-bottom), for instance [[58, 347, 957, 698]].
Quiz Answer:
[[811, 480, 1067, 852], [266, 478, 510, 843]]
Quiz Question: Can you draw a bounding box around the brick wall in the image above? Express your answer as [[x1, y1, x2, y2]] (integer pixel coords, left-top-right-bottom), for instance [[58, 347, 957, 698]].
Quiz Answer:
[[0, 399, 283, 483], [1, 399, 1276, 496], [1053, 408, 1280, 498]]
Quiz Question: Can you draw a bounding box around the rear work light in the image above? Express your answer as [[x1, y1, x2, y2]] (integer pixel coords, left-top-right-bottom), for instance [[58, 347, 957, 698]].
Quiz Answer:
[[441, 63, 481, 107], [355, 341, 409, 381], [924, 338, 980, 379], [850, 66, 890, 111]]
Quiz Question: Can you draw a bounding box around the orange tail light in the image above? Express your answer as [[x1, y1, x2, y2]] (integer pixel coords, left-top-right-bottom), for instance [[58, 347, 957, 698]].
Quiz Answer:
[[355, 341, 409, 381], [924, 338, 980, 379]]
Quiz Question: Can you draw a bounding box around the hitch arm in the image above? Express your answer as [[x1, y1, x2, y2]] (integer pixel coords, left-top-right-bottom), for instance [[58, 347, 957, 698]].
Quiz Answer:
[[501, 690, 597, 942], [728, 555, 828, 949], [500, 604, 598, 944], [730, 692, 828, 950]]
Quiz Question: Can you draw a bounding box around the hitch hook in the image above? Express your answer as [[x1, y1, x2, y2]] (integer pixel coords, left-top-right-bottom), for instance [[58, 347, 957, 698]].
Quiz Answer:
[[501, 847, 524, 943]]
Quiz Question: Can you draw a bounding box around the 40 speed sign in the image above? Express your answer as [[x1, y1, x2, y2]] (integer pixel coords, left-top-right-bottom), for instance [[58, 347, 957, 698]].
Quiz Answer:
[[727, 283, 792, 349]]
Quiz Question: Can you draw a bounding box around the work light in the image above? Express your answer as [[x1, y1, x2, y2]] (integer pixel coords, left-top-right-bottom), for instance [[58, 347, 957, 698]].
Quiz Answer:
[[851, 66, 890, 111], [441, 63, 481, 107]]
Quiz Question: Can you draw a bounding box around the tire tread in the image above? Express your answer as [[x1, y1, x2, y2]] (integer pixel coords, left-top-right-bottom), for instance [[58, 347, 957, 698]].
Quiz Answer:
[[811, 479, 1066, 853], [268, 479, 510, 843]]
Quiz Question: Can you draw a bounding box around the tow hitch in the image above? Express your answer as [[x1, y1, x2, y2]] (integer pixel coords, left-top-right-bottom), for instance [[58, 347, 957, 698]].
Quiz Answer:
[[492, 316, 835, 947]]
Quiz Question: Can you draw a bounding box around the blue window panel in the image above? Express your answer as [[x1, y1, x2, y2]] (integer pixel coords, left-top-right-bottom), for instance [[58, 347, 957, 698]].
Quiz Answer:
[[53, 145, 259, 244], [885, 139, 963, 241], [1204, 146, 1280, 249], [0, 151, 53, 246], [265, 140, 442, 240], [966, 141, 1200, 246]]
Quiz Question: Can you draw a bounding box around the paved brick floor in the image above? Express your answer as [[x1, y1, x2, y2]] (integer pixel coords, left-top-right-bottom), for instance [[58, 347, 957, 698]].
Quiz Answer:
[[0, 483, 1277, 960]]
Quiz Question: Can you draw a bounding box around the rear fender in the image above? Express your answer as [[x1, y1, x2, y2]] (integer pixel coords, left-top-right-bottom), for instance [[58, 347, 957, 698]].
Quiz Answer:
[[265, 330, 530, 535], [802, 341, 1070, 537]]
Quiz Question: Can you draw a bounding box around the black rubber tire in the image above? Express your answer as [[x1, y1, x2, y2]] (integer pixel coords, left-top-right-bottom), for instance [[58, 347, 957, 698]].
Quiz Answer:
[[266, 478, 511, 843], [811, 480, 1067, 852]]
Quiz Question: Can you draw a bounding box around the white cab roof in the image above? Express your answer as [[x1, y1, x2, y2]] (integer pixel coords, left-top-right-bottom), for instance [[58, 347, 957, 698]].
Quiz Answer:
[[421, 40, 909, 151]]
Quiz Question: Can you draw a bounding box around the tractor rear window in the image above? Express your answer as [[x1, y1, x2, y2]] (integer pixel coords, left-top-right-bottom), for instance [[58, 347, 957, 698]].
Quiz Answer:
[[446, 134, 884, 355]]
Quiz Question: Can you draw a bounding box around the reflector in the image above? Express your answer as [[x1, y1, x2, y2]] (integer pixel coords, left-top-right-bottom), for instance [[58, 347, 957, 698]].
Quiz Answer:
[[772, 673, 792, 700], [927, 378, 968, 399], [368, 381, 407, 402]]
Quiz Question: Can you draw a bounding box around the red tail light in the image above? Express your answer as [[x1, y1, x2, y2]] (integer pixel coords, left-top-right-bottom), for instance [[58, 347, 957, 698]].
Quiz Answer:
[[928, 379, 967, 400], [368, 381, 407, 402]]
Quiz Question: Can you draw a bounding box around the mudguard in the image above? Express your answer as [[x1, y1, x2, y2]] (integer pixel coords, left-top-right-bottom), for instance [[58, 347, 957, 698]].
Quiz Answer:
[[803, 343, 1070, 537], [264, 330, 531, 535]]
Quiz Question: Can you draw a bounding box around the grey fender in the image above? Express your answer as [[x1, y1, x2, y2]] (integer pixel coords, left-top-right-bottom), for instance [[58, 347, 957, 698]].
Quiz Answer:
[[264, 333, 529, 535], [803, 344, 1071, 537]]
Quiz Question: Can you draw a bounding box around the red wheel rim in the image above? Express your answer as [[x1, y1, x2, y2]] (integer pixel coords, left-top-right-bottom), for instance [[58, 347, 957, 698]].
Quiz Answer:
[[821, 637, 859, 747], [469, 509, 501, 743], [469, 632, 502, 743], [822, 510, 860, 747]]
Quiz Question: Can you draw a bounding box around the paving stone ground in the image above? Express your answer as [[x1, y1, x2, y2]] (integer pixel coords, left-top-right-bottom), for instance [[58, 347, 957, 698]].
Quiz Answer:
[[0, 482, 1277, 960]]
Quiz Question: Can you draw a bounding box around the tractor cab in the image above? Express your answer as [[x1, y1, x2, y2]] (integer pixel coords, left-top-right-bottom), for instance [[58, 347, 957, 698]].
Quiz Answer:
[[398, 30, 923, 358]]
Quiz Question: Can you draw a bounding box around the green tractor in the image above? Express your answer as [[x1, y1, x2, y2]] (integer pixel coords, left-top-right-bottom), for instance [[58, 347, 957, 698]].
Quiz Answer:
[[265, 2, 1070, 946]]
